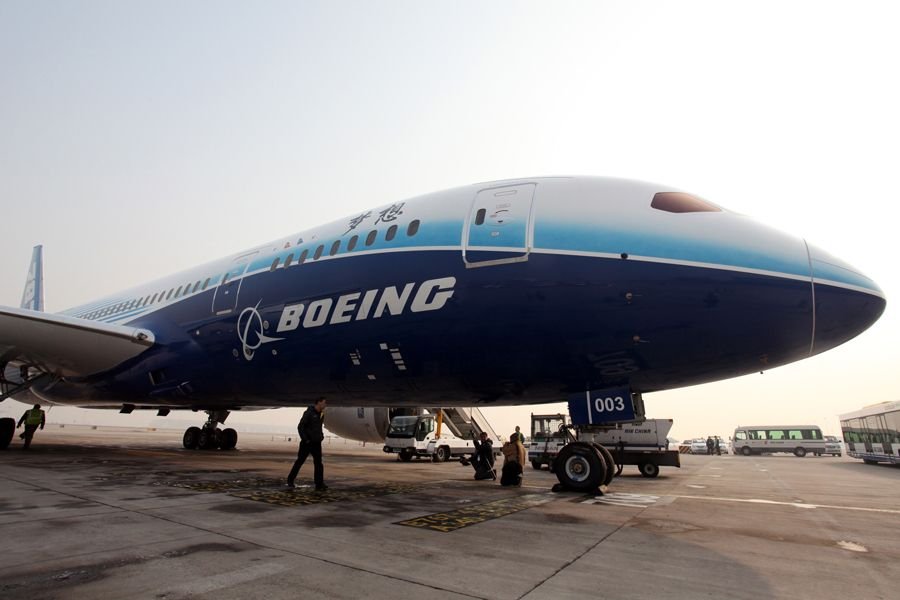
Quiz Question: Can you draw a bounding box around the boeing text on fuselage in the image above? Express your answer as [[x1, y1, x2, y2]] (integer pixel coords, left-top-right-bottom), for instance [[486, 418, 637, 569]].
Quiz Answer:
[[236, 277, 456, 361], [274, 277, 456, 332]]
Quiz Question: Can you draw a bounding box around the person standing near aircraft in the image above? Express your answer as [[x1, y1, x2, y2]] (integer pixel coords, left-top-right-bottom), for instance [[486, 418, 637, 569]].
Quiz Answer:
[[17, 404, 45, 450], [500, 432, 527, 486], [286, 398, 327, 490], [514, 425, 525, 444]]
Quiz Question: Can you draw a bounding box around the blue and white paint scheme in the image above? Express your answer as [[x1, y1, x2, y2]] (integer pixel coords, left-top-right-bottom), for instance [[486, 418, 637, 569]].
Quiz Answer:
[[0, 177, 886, 433]]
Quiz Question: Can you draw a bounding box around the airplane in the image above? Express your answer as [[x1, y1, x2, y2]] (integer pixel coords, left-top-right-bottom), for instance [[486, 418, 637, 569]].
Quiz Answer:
[[0, 176, 886, 484]]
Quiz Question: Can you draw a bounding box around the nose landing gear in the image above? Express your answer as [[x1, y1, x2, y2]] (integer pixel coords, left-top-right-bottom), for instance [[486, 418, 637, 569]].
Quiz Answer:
[[182, 410, 237, 450]]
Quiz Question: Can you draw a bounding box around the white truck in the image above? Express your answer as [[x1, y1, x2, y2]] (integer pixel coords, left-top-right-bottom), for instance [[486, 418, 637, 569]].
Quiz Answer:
[[528, 414, 680, 478], [382, 414, 477, 462]]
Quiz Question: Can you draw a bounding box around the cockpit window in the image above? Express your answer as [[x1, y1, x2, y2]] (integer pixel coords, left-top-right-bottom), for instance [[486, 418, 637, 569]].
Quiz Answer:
[[651, 192, 721, 213]]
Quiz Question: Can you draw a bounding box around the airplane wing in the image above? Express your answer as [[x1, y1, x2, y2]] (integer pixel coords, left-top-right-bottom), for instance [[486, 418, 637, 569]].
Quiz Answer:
[[0, 306, 155, 379]]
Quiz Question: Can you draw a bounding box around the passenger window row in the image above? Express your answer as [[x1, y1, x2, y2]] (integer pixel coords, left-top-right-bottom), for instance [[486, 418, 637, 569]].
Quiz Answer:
[[270, 220, 421, 272], [78, 220, 422, 320], [81, 276, 214, 320]]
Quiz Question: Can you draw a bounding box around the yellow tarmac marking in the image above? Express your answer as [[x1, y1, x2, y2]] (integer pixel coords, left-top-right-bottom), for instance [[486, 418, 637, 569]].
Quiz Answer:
[[163, 478, 285, 492], [158, 477, 427, 506], [233, 483, 423, 507], [396, 494, 553, 532]]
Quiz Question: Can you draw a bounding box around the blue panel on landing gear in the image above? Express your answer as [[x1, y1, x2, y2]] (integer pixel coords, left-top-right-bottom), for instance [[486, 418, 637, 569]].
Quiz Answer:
[[568, 387, 635, 425]]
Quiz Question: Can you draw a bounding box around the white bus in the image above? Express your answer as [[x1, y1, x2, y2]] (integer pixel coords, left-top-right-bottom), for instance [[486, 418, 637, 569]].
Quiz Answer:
[[732, 425, 825, 457], [839, 401, 900, 465]]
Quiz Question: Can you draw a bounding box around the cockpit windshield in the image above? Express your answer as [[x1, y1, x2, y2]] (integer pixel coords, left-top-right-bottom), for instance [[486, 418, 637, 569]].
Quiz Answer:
[[651, 192, 721, 213]]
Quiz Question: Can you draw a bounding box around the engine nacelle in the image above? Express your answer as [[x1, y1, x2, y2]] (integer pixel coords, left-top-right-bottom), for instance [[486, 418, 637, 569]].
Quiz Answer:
[[324, 407, 400, 443]]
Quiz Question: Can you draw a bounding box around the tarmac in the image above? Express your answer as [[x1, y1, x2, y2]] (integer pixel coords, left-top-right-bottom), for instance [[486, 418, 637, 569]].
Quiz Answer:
[[1, 426, 898, 599]]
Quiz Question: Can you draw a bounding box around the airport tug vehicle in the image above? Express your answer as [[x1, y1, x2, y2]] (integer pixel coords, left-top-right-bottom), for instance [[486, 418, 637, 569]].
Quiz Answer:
[[529, 414, 680, 480], [536, 389, 680, 494]]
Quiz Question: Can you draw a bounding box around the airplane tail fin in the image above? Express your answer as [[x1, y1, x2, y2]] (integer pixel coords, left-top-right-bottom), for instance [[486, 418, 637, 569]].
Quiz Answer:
[[20, 245, 44, 312]]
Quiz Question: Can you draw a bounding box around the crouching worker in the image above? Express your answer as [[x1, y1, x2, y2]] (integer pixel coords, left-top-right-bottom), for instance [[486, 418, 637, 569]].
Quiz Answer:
[[500, 432, 526, 487], [466, 432, 496, 480]]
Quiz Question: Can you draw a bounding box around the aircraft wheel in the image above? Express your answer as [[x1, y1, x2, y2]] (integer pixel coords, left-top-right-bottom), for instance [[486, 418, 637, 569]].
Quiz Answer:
[[219, 428, 238, 450], [555, 442, 606, 492], [531, 460, 543, 470], [794, 447, 807, 458], [399, 448, 414, 462], [591, 443, 616, 485], [0, 418, 15, 450], [183, 426, 201, 449], [198, 428, 219, 450], [639, 462, 660, 478]]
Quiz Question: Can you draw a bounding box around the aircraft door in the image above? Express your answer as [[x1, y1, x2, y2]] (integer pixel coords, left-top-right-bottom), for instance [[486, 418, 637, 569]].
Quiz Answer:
[[416, 417, 433, 442], [464, 183, 535, 267], [212, 252, 258, 315]]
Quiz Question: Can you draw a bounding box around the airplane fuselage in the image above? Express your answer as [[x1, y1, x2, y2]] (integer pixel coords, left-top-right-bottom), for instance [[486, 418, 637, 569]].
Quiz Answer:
[[30, 176, 884, 410]]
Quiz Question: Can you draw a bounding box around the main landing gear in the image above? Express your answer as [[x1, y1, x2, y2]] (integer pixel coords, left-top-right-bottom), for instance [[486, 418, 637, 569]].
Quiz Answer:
[[182, 410, 238, 450], [552, 441, 616, 494]]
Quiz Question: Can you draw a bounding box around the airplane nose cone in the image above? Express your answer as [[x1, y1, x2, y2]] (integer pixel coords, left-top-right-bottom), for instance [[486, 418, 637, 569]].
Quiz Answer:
[[807, 242, 886, 355]]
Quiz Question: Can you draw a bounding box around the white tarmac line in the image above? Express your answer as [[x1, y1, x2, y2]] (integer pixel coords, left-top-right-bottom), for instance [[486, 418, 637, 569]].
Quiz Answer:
[[672, 494, 900, 515]]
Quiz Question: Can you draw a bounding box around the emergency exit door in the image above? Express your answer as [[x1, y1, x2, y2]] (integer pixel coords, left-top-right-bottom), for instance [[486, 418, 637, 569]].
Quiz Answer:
[[463, 183, 535, 267]]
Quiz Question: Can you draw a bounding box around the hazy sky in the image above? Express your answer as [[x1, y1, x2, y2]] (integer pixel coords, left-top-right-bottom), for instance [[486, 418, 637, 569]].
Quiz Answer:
[[1, 1, 898, 441]]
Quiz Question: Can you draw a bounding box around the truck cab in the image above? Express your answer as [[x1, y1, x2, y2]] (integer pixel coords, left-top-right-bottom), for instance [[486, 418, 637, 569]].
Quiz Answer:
[[527, 413, 570, 471]]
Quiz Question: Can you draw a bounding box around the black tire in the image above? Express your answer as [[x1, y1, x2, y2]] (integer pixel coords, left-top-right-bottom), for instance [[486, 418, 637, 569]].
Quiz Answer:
[[639, 462, 660, 478], [555, 442, 606, 492], [741, 446, 752, 456], [531, 459, 543, 470], [591, 443, 616, 486], [398, 448, 414, 462], [794, 447, 807, 458], [183, 426, 201, 449], [0, 417, 15, 450], [198, 428, 219, 450], [863, 459, 878, 465], [435, 446, 450, 462], [219, 428, 238, 450]]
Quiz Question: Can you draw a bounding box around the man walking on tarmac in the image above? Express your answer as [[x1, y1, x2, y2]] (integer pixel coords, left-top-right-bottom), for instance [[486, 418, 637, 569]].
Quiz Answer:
[[286, 398, 327, 491], [17, 404, 45, 450]]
